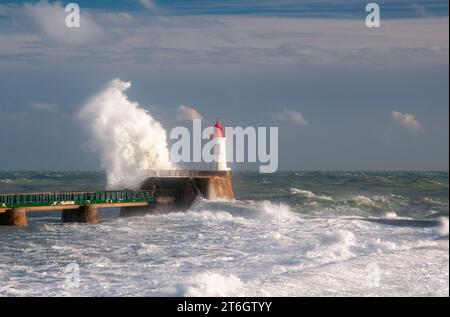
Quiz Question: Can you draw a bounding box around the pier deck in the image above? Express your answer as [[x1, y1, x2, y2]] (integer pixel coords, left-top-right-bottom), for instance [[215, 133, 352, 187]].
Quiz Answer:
[[0, 190, 155, 226], [0, 170, 235, 227]]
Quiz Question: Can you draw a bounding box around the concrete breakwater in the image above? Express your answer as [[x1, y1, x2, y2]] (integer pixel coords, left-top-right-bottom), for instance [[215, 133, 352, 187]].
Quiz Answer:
[[120, 170, 235, 216]]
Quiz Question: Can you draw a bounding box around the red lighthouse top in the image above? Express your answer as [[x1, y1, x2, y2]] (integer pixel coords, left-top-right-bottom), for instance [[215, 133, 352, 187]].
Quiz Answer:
[[214, 120, 225, 138]]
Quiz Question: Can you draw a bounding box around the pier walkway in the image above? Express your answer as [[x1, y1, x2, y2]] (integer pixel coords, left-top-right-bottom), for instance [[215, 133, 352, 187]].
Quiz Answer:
[[0, 190, 155, 226]]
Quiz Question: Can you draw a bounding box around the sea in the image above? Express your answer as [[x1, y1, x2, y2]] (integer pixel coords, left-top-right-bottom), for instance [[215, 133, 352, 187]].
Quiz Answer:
[[0, 171, 448, 296]]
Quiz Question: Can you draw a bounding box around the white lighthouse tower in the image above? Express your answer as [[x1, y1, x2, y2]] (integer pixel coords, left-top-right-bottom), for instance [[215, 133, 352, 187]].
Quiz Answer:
[[212, 120, 229, 171]]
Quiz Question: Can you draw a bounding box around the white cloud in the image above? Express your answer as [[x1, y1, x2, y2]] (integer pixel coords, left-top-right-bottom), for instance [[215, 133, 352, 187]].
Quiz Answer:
[[177, 105, 203, 121], [0, 3, 448, 66], [391, 111, 421, 131], [272, 109, 309, 125], [24, 0, 104, 45], [138, 0, 161, 13], [412, 4, 428, 17], [29, 101, 58, 112]]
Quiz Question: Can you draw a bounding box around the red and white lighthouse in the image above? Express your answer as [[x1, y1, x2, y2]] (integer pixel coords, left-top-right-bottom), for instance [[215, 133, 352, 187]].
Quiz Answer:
[[212, 120, 229, 171]]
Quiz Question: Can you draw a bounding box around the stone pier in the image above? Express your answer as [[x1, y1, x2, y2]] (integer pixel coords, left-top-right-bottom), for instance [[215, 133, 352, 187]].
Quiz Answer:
[[1, 172, 235, 226], [120, 170, 235, 216], [0, 208, 28, 226], [61, 205, 99, 224]]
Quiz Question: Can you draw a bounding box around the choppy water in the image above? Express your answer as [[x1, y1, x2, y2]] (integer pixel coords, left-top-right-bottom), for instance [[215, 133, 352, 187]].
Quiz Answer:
[[0, 171, 448, 296]]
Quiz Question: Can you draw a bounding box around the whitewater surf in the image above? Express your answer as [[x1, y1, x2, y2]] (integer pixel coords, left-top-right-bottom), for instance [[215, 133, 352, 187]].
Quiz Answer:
[[0, 171, 448, 296]]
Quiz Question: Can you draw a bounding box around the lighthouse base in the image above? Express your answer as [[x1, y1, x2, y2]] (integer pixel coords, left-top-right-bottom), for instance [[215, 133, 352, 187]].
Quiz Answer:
[[120, 170, 234, 217]]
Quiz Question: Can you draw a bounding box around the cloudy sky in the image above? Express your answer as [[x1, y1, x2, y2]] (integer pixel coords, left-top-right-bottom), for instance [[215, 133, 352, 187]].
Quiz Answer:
[[0, 0, 448, 171]]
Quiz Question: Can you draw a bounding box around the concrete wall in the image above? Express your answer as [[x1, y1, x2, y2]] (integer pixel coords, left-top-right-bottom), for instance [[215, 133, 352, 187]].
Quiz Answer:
[[120, 170, 235, 216]]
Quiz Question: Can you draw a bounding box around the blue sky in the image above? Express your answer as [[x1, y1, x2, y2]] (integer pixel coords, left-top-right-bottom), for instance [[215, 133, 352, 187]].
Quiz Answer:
[[0, 0, 448, 171]]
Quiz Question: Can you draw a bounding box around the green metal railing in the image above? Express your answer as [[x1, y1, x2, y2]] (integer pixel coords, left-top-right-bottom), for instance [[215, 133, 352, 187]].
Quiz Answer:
[[0, 190, 155, 208]]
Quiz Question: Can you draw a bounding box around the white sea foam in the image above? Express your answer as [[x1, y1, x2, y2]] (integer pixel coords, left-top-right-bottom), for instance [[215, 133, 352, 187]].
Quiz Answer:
[[176, 272, 245, 297], [289, 188, 332, 201], [423, 197, 447, 206], [385, 211, 398, 219], [310, 230, 357, 261], [78, 79, 174, 189], [350, 195, 378, 207], [258, 201, 297, 221], [0, 198, 447, 297], [186, 200, 297, 223], [438, 217, 449, 236], [320, 230, 356, 246], [368, 238, 399, 252], [186, 209, 236, 222], [347, 195, 395, 208]]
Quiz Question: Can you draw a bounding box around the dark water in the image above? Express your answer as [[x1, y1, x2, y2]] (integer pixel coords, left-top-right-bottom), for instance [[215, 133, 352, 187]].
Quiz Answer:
[[0, 171, 107, 193], [234, 171, 449, 219], [0, 171, 448, 296], [1, 171, 448, 219]]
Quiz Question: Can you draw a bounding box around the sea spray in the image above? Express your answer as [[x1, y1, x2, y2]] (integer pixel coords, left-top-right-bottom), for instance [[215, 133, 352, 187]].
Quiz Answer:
[[78, 79, 174, 189], [438, 217, 449, 236], [176, 272, 245, 297]]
